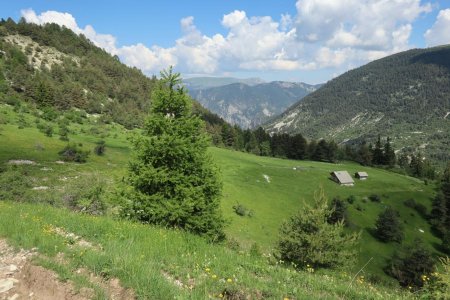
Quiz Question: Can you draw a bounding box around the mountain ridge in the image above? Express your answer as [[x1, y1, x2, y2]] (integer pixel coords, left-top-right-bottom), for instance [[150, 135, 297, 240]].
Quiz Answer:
[[188, 80, 321, 128], [265, 45, 450, 165]]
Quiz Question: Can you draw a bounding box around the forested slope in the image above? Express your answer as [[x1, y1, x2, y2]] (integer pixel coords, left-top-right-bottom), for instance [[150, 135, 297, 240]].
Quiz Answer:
[[0, 19, 224, 129], [265, 45, 450, 165]]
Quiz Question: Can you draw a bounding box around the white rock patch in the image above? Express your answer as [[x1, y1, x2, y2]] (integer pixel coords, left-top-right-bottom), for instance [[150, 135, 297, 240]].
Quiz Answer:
[[8, 160, 35, 165], [32, 186, 49, 191]]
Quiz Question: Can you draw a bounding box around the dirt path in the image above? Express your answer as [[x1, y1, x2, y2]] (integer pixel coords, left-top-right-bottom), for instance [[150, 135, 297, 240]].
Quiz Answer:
[[0, 239, 91, 300]]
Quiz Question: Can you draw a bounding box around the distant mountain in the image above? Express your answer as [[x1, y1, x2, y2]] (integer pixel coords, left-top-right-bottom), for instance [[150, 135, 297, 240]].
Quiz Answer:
[[265, 45, 450, 165], [183, 76, 265, 90], [188, 81, 320, 128]]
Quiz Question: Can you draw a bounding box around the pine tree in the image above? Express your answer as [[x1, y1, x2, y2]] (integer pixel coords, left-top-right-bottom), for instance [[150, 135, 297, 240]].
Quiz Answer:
[[443, 164, 450, 231], [383, 137, 396, 166], [122, 67, 225, 241], [277, 190, 360, 269], [327, 197, 347, 225], [372, 135, 384, 165], [358, 142, 372, 166], [384, 239, 435, 289], [374, 207, 404, 243]]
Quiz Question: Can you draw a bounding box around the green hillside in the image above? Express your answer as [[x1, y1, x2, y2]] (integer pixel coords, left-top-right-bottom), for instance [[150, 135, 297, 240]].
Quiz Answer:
[[1, 200, 415, 299], [265, 45, 450, 167], [0, 103, 443, 288], [0, 20, 224, 131]]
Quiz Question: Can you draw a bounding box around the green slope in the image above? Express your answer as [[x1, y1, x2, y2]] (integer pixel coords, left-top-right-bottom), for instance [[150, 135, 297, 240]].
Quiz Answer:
[[0, 103, 443, 284]]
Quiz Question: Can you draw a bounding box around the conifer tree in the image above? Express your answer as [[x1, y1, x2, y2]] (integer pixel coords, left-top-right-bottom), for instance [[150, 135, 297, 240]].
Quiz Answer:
[[383, 137, 396, 166], [372, 135, 384, 165], [277, 190, 360, 269], [122, 67, 225, 241], [374, 207, 404, 243]]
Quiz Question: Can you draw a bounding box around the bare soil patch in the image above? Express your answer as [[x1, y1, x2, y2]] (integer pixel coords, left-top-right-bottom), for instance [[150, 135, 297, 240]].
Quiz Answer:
[[0, 239, 91, 300]]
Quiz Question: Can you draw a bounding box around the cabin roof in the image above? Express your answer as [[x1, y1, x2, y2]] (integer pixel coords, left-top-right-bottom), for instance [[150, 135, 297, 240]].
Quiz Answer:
[[330, 171, 354, 184]]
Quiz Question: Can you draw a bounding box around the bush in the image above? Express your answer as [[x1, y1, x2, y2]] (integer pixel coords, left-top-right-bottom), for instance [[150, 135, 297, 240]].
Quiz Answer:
[[369, 194, 381, 202], [62, 176, 107, 215], [44, 125, 53, 137], [277, 190, 360, 269], [374, 207, 404, 243], [420, 257, 450, 298], [347, 195, 356, 204], [59, 125, 69, 141], [226, 238, 240, 251], [41, 107, 58, 121], [403, 198, 428, 219], [94, 140, 106, 155], [0, 166, 32, 201], [384, 239, 435, 290], [442, 234, 450, 255], [327, 197, 347, 225], [249, 243, 261, 257], [232, 203, 253, 217], [58, 143, 90, 163]]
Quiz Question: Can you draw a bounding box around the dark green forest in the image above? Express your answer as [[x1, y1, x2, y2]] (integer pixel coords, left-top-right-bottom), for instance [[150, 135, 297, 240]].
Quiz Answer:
[[266, 44, 450, 167]]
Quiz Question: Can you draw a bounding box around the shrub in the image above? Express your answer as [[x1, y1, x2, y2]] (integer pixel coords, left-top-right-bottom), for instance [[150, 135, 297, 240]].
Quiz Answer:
[[0, 167, 32, 201], [403, 198, 428, 219], [347, 195, 356, 204], [374, 207, 404, 243], [442, 234, 450, 255], [384, 239, 435, 290], [44, 125, 53, 137], [63, 176, 106, 215], [41, 107, 58, 121], [226, 238, 240, 251], [94, 140, 106, 155], [369, 194, 381, 202], [59, 125, 69, 141], [420, 257, 450, 298], [249, 243, 261, 257], [232, 203, 253, 217], [277, 190, 360, 269], [58, 143, 90, 163], [327, 197, 347, 225]]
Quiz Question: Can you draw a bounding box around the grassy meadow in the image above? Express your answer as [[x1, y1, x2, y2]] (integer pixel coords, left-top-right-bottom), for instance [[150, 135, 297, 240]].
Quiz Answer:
[[0, 103, 444, 296]]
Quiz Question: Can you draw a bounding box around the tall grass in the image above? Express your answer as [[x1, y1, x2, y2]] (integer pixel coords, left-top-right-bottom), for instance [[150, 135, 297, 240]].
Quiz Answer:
[[0, 201, 410, 299]]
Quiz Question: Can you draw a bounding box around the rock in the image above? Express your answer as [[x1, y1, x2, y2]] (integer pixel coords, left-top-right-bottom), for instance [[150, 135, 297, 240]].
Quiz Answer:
[[0, 278, 15, 293], [31, 186, 49, 191], [0, 264, 17, 275], [8, 293, 19, 300], [7, 160, 35, 165], [32, 186, 48, 191]]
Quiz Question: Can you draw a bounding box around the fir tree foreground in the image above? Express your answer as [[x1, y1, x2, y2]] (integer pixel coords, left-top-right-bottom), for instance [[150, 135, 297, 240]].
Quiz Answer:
[[121, 67, 225, 241]]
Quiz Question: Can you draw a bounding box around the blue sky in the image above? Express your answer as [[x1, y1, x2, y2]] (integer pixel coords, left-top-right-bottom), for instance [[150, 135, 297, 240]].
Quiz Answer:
[[2, 1, 450, 83]]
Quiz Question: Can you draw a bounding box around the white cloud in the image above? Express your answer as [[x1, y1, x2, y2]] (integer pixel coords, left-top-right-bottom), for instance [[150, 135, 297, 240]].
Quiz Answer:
[[21, 9, 118, 54], [425, 9, 450, 47], [20, 2, 433, 79]]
